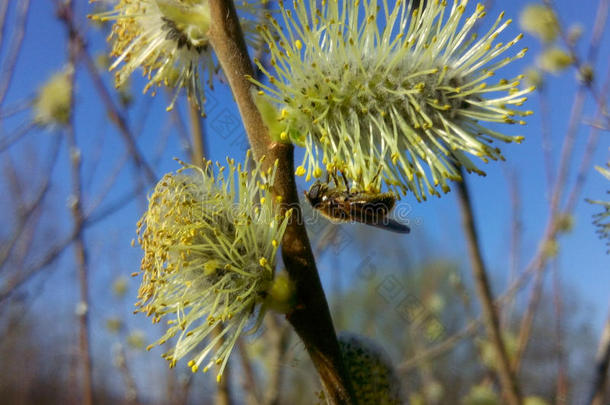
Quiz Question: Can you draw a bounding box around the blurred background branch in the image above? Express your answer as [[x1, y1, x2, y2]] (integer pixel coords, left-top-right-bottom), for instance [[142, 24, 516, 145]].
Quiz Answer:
[[0, 0, 608, 404]]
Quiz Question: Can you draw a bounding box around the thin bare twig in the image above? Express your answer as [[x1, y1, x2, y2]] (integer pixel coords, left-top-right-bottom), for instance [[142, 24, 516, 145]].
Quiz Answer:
[[0, 164, 151, 304], [512, 263, 546, 373], [83, 92, 152, 192], [188, 100, 207, 165], [538, 87, 555, 194], [0, 0, 30, 107], [400, 4, 610, 375], [185, 96, 232, 405], [512, 58, 610, 383], [263, 316, 291, 405], [455, 171, 523, 405], [552, 261, 568, 405], [59, 2, 93, 403], [0, 0, 10, 55], [236, 339, 261, 405], [589, 312, 610, 405], [67, 86, 94, 405], [79, 50, 158, 184], [544, 0, 610, 126], [115, 344, 141, 405], [0, 134, 60, 269], [502, 170, 522, 327], [565, 63, 610, 214], [0, 96, 33, 118], [215, 327, 233, 405], [57, 7, 157, 184], [167, 101, 194, 158], [0, 121, 36, 152]]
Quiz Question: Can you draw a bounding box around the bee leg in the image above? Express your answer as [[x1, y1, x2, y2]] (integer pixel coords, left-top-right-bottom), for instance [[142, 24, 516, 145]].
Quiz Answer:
[[370, 166, 383, 189], [339, 170, 350, 194], [331, 170, 341, 189]]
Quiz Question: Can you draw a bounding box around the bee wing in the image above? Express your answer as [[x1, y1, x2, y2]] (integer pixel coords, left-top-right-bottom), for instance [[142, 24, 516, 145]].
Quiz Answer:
[[367, 218, 410, 234], [350, 201, 410, 234]]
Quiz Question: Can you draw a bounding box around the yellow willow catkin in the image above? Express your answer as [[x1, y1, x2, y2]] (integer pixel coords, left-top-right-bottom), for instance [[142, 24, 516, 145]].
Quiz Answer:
[[135, 152, 291, 381], [90, 0, 266, 112], [252, 0, 534, 200]]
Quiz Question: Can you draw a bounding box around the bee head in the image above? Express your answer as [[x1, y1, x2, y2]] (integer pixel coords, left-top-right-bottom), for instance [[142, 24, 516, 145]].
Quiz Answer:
[[305, 181, 327, 207]]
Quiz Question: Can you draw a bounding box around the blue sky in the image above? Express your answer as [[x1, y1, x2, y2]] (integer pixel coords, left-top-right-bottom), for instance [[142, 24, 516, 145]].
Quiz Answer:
[[1, 0, 609, 371]]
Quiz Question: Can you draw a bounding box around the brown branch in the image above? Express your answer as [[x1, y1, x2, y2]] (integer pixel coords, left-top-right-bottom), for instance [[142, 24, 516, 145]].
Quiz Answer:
[[565, 64, 610, 214], [589, 313, 610, 405], [552, 261, 568, 405], [83, 147, 132, 218], [398, 317, 480, 372], [544, 0, 610, 127], [206, 0, 270, 158], [216, 379, 232, 405], [236, 339, 261, 405], [0, 96, 33, 118], [0, 121, 36, 152], [167, 101, 194, 158], [215, 326, 233, 405], [0, 0, 10, 54], [538, 87, 555, 194], [0, 165, 149, 304], [512, 264, 546, 373], [0, 135, 59, 269], [58, 6, 157, 184], [549, 86, 587, 220], [79, 49, 158, 184], [68, 88, 94, 405], [184, 94, 233, 404], [263, 316, 291, 405], [188, 100, 207, 165], [455, 172, 523, 405], [266, 142, 357, 404], [0, 0, 30, 107], [0, 229, 76, 302], [115, 344, 141, 405], [52, 7, 93, 405], [206, 0, 355, 402], [398, 213, 576, 374], [585, 0, 609, 63], [511, 19, 610, 384], [399, 33, 610, 378], [502, 170, 522, 327], [60, 2, 93, 403]]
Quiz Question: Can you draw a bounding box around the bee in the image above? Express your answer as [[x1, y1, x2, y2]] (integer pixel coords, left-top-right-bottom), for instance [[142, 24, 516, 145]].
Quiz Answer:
[[304, 170, 410, 234]]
